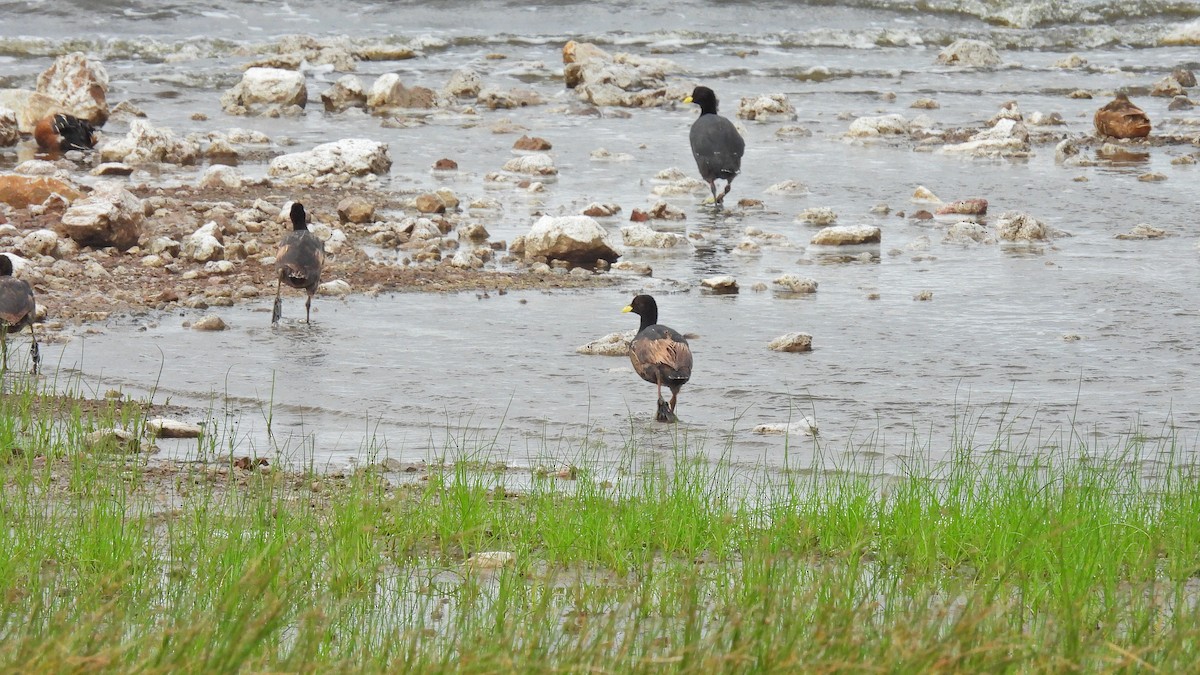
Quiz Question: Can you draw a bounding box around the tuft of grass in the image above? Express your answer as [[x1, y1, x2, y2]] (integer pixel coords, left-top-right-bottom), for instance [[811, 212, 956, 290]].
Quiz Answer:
[[1, 372, 1200, 671]]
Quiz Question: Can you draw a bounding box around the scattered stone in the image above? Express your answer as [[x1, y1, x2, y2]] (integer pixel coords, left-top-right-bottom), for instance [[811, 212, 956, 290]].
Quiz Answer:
[[319, 279, 352, 295], [589, 148, 634, 161], [1053, 54, 1087, 69], [191, 314, 228, 331], [582, 202, 621, 217], [477, 87, 544, 109], [610, 260, 652, 276], [0, 107, 17, 146], [268, 138, 392, 185], [773, 274, 818, 294], [513, 135, 552, 151], [1027, 111, 1066, 126], [943, 222, 994, 245], [700, 275, 738, 294], [939, 118, 1030, 157], [798, 207, 838, 226], [20, 229, 59, 257], [91, 163, 134, 177], [147, 418, 203, 439], [433, 158, 458, 171], [414, 193, 447, 214], [86, 428, 142, 453], [1151, 75, 1185, 98], [337, 196, 375, 224], [99, 119, 200, 165], [910, 97, 940, 109], [320, 75, 368, 112], [1138, 172, 1167, 182], [1173, 66, 1197, 87], [466, 551, 515, 571], [621, 223, 687, 248], [0, 175, 83, 209], [1068, 90, 1093, 99], [366, 73, 436, 111], [765, 180, 807, 195], [1114, 224, 1168, 240], [220, 67, 307, 115], [1168, 96, 1195, 111], [911, 186, 942, 203], [502, 153, 557, 175], [36, 52, 110, 124], [936, 39, 1001, 67], [523, 215, 619, 264], [444, 68, 482, 98], [198, 165, 243, 189], [59, 183, 143, 251], [736, 94, 797, 121], [182, 222, 225, 262], [810, 225, 881, 246], [776, 125, 812, 138], [847, 114, 908, 137], [935, 199, 988, 216], [768, 332, 813, 353], [753, 419, 817, 436], [995, 211, 1050, 241], [576, 329, 635, 356]]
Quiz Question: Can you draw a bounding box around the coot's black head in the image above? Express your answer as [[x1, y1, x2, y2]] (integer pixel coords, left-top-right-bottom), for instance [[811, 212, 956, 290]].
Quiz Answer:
[[685, 86, 719, 115], [289, 202, 308, 231], [622, 294, 659, 327]]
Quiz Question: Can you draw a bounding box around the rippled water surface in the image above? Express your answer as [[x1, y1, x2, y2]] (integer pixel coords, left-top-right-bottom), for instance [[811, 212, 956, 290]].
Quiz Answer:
[[4, 0, 1200, 470]]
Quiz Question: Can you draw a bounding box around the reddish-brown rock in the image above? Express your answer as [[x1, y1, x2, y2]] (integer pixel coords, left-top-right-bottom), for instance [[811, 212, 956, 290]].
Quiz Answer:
[[513, 135, 552, 151], [0, 175, 84, 209]]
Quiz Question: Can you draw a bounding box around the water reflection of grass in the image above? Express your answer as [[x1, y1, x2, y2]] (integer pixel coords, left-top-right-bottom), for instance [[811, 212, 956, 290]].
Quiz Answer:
[[2, 372, 1200, 672]]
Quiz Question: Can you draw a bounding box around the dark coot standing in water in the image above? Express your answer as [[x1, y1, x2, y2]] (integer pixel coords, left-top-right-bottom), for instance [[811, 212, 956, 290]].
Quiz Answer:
[[34, 113, 98, 152], [0, 254, 39, 374], [623, 294, 693, 423], [684, 85, 745, 204], [272, 202, 325, 325]]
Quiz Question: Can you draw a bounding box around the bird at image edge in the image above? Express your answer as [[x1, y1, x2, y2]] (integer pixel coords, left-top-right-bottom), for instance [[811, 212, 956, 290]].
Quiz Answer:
[[0, 254, 40, 374]]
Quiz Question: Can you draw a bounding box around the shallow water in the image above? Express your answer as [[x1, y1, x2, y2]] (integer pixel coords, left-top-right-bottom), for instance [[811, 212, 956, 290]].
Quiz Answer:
[[4, 0, 1200, 471]]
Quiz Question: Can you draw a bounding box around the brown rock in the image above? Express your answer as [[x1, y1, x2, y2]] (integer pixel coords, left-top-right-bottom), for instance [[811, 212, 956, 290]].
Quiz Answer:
[[935, 198, 988, 216], [337, 196, 375, 224], [1094, 94, 1151, 139], [912, 210, 934, 220], [59, 184, 144, 251], [415, 193, 446, 214], [629, 209, 649, 222], [1173, 66, 1197, 88], [513, 135, 552, 151], [0, 175, 84, 209], [433, 158, 458, 170]]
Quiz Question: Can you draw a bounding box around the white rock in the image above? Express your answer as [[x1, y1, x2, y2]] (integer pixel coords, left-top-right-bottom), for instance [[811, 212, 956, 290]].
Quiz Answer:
[[621, 223, 687, 248], [198, 164, 243, 189], [366, 73, 436, 111], [936, 39, 1002, 67], [939, 118, 1030, 157], [765, 180, 808, 195], [768, 332, 814, 353], [753, 419, 818, 436], [995, 211, 1049, 241], [99, 119, 199, 165], [798, 207, 838, 225], [523, 215, 619, 264], [466, 551, 515, 570], [36, 52, 109, 124], [191, 314, 227, 331], [0, 107, 18, 147], [145, 236, 181, 256], [204, 260, 235, 274], [810, 225, 881, 246], [59, 183, 144, 251], [86, 428, 141, 452], [502, 153, 557, 176], [20, 229, 59, 257], [221, 67, 307, 114], [943, 222, 994, 245], [183, 222, 225, 262], [320, 74, 367, 112], [576, 330, 636, 356], [268, 139, 392, 185], [736, 93, 797, 121], [147, 418, 203, 439], [700, 275, 738, 293], [773, 274, 818, 294], [911, 185, 943, 203], [444, 68, 482, 98], [847, 114, 909, 137], [319, 279, 351, 296]]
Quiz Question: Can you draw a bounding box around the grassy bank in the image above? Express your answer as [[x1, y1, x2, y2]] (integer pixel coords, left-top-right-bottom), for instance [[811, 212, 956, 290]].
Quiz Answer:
[[1, 372, 1199, 672]]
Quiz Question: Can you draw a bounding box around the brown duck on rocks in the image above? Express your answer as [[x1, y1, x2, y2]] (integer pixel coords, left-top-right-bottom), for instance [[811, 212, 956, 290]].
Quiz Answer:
[[1094, 94, 1151, 139], [272, 202, 325, 325], [0, 254, 39, 373]]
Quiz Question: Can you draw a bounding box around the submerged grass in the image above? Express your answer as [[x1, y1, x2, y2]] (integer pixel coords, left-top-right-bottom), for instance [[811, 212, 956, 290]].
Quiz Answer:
[[2, 371, 1200, 672]]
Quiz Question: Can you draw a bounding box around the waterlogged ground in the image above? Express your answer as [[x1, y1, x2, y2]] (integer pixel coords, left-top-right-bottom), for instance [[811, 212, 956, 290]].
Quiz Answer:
[[3, 0, 1200, 470]]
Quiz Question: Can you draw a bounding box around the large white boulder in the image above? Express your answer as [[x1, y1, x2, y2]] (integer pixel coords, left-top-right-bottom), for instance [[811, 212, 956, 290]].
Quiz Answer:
[[847, 114, 909, 137], [99, 119, 199, 165], [268, 138, 392, 185], [36, 52, 109, 124], [58, 183, 144, 251], [523, 215, 619, 264], [810, 225, 881, 246], [221, 67, 307, 114]]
